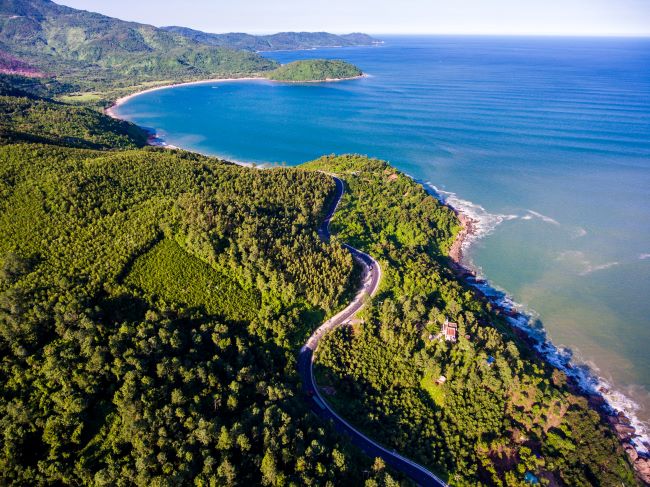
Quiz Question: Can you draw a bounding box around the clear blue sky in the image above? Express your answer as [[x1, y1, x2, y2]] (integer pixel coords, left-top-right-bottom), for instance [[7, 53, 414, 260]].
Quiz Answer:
[[56, 0, 650, 36]]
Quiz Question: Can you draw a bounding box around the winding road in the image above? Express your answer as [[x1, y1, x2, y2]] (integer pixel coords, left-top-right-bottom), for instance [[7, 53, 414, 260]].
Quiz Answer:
[[298, 176, 447, 487]]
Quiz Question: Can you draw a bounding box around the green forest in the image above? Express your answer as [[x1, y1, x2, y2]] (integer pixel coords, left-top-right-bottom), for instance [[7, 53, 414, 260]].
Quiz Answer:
[[0, 0, 278, 103], [303, 155, 637, 486], [160, 28, 380, 52], [0, 95, 148, 149], [267, 60, 363, 82], [0, 135, 409, 484]]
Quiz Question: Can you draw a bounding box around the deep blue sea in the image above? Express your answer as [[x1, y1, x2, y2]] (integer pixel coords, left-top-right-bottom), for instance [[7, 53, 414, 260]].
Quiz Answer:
[[115, 36, 650, 443]]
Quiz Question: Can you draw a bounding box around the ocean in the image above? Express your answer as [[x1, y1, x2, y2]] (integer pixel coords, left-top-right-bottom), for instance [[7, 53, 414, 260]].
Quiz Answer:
[[113, 36, 650, 447]]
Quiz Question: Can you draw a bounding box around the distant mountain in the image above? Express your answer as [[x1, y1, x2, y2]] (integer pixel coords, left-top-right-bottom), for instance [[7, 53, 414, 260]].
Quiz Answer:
[[0, 0, 277, 94], [161, 27, 382, 52]]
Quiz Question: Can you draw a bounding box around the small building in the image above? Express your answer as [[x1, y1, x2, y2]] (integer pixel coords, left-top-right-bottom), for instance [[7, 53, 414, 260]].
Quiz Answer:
[[441, 320, 458, 342], [486, 355, 496, 366], [435, 375, 447, 385], [523, 472, 540, 485]]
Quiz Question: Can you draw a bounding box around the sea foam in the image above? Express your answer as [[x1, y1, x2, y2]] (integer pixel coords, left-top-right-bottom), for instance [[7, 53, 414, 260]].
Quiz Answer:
[[423, 182, 650, 454]]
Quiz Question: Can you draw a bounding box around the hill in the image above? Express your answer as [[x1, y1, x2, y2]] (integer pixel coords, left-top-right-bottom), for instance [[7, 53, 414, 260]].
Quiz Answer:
[[267, 59, 363, 82], [0, 138, 400, 484], [0, 0, 277, 98], [303, 154, 637, 486], [0, 95, 148, 148], [161, 27, 382, 52]]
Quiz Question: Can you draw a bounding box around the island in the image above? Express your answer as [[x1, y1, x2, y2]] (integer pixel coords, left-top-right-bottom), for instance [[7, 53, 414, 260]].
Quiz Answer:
[[266, 59, 364, 82]]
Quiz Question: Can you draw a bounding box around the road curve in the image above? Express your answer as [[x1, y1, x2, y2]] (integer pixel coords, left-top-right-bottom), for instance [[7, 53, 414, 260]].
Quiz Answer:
[[298, 176, 447, 487]]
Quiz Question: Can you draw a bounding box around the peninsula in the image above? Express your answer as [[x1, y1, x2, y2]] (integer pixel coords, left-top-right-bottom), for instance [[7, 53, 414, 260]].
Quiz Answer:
[[267, 59, 364, 82], [161, 27, 382, 52]]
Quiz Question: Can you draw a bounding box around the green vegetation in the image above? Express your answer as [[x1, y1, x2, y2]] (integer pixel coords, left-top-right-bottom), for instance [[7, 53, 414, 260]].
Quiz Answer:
[[304, 155, 637, 486], [267, 60, 363, 82], [0, 4, 640, 482], [162, 27, 381, 52], [0, 0, 277, 102], [124, 239, 261, 321], [0, 95, 148, 148], [0, 95, 404, 483]]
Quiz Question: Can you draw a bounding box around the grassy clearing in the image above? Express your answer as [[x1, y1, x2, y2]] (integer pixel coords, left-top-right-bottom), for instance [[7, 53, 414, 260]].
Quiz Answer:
[[124, 239, 260, 321], [57, 92, 103, 104], [420, 368, 446, 406]]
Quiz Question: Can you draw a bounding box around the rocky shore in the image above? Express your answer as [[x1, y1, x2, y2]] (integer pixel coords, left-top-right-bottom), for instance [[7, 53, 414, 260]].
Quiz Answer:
[[447, 205, 650, 485]]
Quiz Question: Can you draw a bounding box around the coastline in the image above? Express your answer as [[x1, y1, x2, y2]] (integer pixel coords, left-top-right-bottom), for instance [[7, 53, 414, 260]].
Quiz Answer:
[[268, 73, 368, 84], [104, 76, 265, 119], [446, 200, 650, 482], [104, 74, 368, 119], [105, 76, 650, 483]]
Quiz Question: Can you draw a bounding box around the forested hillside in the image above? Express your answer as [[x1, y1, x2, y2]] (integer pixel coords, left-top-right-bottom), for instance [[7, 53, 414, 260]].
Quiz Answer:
[[303, 155, 638, 486], [0, 0, 277, 98], [0, 95, 148, 148], [162, 27, 381, 52], [0, 93, 404, 483], [268, 60, 363, 82], [0, 1, 643, 481]]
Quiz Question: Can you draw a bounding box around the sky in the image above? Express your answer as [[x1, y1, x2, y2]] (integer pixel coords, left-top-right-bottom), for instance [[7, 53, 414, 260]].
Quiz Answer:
[[56, 0, 650, 36]]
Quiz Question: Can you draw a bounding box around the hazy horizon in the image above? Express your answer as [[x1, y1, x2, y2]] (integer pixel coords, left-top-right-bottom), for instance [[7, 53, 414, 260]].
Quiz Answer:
[[54, 0, 650, 37]]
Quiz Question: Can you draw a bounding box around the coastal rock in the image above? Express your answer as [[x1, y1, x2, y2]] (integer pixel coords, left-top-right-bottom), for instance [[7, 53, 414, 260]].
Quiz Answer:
[[625, 445, 639, 462], [607, 415, 620, 425], [588, 394, 606, 407], [613, 423, 636, 441], [634, 457, 650, 485], [618, 411, 632, 425]]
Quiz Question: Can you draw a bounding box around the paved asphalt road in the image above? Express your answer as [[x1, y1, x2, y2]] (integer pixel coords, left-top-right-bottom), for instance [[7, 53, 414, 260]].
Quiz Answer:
[[298, 176, 447, 487]]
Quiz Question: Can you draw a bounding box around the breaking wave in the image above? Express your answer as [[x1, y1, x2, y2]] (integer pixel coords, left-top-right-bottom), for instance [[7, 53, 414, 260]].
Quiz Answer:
[[422, 182, 650, 454], [424, 182, 518, 266]]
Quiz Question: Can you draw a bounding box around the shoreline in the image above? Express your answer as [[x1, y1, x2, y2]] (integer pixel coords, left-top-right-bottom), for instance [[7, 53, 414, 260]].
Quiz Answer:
[[268, 73, 368, 84], [445, 200, 650, 482], [104, 76, 265, 119], [105, 76, 650, 482]]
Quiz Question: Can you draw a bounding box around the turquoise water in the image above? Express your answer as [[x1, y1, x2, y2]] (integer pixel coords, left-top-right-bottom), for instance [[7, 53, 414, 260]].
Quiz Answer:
[[115, 36, 650, 440]]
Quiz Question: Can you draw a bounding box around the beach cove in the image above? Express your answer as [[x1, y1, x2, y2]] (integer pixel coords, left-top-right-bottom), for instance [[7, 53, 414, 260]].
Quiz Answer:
[[110, 36, 650, 459]]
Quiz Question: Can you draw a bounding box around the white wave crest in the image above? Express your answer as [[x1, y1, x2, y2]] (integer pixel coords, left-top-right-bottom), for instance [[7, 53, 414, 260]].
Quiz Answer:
[[425, 182, 517, 258], [572, 227, 588, 239], [579, 261, 620, 276], [470, 279, 650, 455], [420, 186, 650, 455], [526, 209, 560, 226], [557, 251, 621, 276]]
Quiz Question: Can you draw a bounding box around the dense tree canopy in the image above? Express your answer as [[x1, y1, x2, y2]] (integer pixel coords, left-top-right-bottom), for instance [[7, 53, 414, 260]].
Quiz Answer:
[[0, 140, 406, 485], [267, 60, 363, 82], [0, 96, 148, 149], [0, 0, 278, 101]]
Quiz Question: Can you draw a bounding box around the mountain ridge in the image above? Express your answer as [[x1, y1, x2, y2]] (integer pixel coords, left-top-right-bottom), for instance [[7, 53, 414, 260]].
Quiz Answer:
[[0, 0, 277, 95], [161, 26, 382, 52]]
